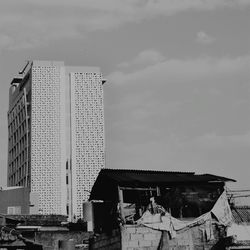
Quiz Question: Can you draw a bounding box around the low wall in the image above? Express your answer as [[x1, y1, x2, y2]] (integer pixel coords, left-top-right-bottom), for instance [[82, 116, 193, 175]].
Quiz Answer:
[[159, 224, 223, 250], [89, 225, 162, 250], [89, 228, 121, 250], [121, 225, 162, 249], [89, 222, 226, 250], [22, 230, 91, 250], [122, 223, 225, 250]]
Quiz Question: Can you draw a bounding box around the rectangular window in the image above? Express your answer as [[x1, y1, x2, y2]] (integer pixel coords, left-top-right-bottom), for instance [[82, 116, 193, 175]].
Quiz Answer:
[[7, 206, 21, 215]]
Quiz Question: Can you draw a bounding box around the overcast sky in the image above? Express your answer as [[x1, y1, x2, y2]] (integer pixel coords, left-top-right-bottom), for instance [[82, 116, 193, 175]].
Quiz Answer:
[[0, 0, 250, 190]]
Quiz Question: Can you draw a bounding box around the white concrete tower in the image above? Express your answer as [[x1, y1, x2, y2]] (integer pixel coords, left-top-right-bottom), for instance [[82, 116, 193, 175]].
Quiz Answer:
[[68, 67, 105, 218], [30, 61, 66, 215], [7, 61, 105, 218]]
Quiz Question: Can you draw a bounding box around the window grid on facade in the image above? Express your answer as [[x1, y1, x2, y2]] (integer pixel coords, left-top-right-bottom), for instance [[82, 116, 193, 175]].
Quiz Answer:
[[30, 65, 64, 214], [8, 61, 105, 218], [71, 71, 105, 217]]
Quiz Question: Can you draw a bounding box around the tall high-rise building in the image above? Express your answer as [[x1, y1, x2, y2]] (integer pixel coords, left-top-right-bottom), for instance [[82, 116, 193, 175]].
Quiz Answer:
[[7, 61, 105, 218]]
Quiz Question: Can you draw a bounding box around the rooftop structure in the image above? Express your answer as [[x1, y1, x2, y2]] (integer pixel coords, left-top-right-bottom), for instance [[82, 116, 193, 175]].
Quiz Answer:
[[90, 168, 235, 224]]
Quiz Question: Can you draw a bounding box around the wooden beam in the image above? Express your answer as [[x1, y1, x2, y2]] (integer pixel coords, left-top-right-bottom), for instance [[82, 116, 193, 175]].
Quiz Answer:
[[119, 187, 157, 191], [118, 186, 125, 222]]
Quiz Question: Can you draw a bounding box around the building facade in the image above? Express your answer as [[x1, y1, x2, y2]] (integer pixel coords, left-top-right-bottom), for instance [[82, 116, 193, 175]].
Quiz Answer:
[[7, 61, 105, 218], [0, 186, 30, 215]]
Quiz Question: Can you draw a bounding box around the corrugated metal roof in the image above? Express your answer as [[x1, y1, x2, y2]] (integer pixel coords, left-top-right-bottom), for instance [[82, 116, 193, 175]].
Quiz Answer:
[[98, 169, 235, 185], [232, 206, 250, 224], [104, 168, 195, 174], [90, 169, 235, 202]]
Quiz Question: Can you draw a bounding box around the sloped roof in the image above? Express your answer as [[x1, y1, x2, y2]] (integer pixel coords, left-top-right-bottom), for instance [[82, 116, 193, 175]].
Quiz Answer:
[[90, 169, 235, 201], [96, 169, 235, 185], [232, 206, 250, 224]]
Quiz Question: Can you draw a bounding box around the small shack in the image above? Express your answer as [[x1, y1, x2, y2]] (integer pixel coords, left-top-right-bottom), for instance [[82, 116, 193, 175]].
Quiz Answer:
[[88, 169, 236, 250], [90, 169, 235, 225]]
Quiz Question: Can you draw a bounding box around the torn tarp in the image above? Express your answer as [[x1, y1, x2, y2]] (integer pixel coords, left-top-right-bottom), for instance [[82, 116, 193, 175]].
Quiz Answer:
[[211, 191, 232, 227], [138, 190, 232, 237]]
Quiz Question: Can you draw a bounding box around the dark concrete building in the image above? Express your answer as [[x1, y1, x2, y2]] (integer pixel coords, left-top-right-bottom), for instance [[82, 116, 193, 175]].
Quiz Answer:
[[0, 186, 30, 215]]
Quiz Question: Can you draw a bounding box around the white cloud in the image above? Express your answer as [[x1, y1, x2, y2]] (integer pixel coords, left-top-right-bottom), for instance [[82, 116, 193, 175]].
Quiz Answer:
[[118, 49, 165, 69], [106, 54, 250, 153], [196, 31, 215, 44], [108, 55, 250, 86], [10, 0, 250, 17], [0, 34, 14, 52], [184, 133, 250, 151], [0, 0, 249, 51]]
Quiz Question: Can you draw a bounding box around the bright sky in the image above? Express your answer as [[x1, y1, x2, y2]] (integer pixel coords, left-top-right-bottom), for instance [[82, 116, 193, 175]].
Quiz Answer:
[[0, 0, 250, 190]]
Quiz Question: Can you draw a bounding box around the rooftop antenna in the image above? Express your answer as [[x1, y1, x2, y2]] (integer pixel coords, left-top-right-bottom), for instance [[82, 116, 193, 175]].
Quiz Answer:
[[19, 61, 30, 75]]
